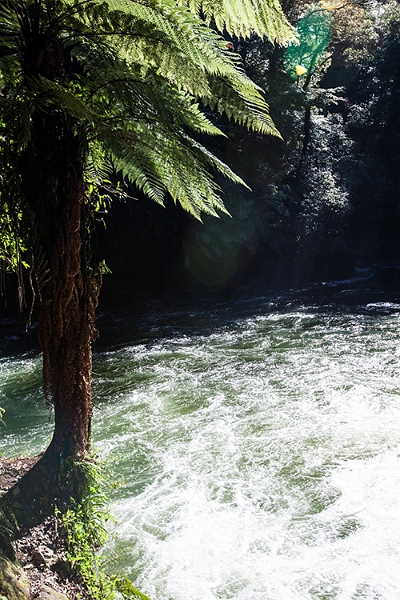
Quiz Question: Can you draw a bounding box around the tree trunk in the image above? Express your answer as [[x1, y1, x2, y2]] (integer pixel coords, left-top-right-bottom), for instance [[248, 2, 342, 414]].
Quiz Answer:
[[0, 118, 100, 529], [37, 171, 95, 461], [26, 117, 100, 460]]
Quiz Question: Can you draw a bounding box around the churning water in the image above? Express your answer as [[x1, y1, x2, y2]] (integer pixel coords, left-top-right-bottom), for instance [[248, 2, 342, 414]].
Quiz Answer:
[[2, 269, 400, 599]]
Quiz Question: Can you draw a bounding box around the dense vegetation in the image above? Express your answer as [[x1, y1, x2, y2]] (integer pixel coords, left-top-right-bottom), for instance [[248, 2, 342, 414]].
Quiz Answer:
[[98, 0, 400, 297]]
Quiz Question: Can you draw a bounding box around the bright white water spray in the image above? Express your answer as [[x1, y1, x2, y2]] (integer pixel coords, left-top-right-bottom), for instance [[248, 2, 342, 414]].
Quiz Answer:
[[2, 294, 400, 600]]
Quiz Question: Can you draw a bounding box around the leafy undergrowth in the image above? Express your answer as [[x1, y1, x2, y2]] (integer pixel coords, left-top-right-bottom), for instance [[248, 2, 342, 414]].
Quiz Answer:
[[58, 458, 150, 600]]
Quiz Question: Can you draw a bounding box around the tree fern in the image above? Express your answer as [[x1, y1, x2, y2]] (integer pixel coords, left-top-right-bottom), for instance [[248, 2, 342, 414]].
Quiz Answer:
[[0, 0, 293, 221], [0, 1, 295, 589]]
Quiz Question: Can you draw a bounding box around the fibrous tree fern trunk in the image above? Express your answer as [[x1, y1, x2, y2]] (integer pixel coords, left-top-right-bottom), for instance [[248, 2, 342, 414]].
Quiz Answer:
[[0, 17, 100, 517], [22, 118, 99, 462], [0, 127, 99, 529], [21, 10, 101, 466], [0, 118, 100, 526]]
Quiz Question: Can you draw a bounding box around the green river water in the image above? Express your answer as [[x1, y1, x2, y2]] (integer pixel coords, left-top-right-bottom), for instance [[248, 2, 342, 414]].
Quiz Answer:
[[1, 268, 400, 600]]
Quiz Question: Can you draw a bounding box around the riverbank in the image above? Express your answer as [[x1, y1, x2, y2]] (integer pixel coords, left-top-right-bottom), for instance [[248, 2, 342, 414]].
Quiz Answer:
[[0, 456, 84, 599]]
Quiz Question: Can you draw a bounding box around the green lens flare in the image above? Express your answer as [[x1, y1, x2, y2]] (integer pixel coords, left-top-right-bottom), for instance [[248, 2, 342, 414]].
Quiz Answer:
[[284, 9, 333, 80]]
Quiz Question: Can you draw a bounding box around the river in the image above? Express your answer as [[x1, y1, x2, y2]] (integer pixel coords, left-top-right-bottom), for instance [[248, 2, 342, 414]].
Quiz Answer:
[[1, 266, 400, 599]]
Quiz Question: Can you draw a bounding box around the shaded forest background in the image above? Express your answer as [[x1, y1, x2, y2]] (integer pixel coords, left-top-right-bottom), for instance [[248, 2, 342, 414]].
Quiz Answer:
[[4, 0, 400, 307]]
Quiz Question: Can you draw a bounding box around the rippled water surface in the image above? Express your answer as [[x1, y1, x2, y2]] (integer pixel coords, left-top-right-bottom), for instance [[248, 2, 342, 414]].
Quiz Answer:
[[2, 277, 400, 600]]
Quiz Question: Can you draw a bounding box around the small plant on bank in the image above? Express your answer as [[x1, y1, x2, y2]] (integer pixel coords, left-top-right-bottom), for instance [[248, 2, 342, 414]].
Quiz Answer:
[[57, 458, 149, 600]]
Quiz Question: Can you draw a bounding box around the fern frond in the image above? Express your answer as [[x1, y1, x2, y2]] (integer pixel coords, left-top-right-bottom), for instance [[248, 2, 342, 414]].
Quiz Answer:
[[184, 0, 295, 42], [100, 0, 294, 43], [62, 9, 275, 137], [204, 75, 280, 136], [106, 120, 236, 219], [27, 76, 102, 126]]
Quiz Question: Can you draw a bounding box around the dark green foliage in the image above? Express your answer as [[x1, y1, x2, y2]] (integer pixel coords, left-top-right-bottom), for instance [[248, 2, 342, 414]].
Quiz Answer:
[[101, 0, 400, 294], [225, 0, 400, 286]]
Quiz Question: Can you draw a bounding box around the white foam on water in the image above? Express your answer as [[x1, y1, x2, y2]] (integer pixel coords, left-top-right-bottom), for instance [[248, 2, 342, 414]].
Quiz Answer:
[[93, 308, 400, 599], [3, 304, 400, 600]]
